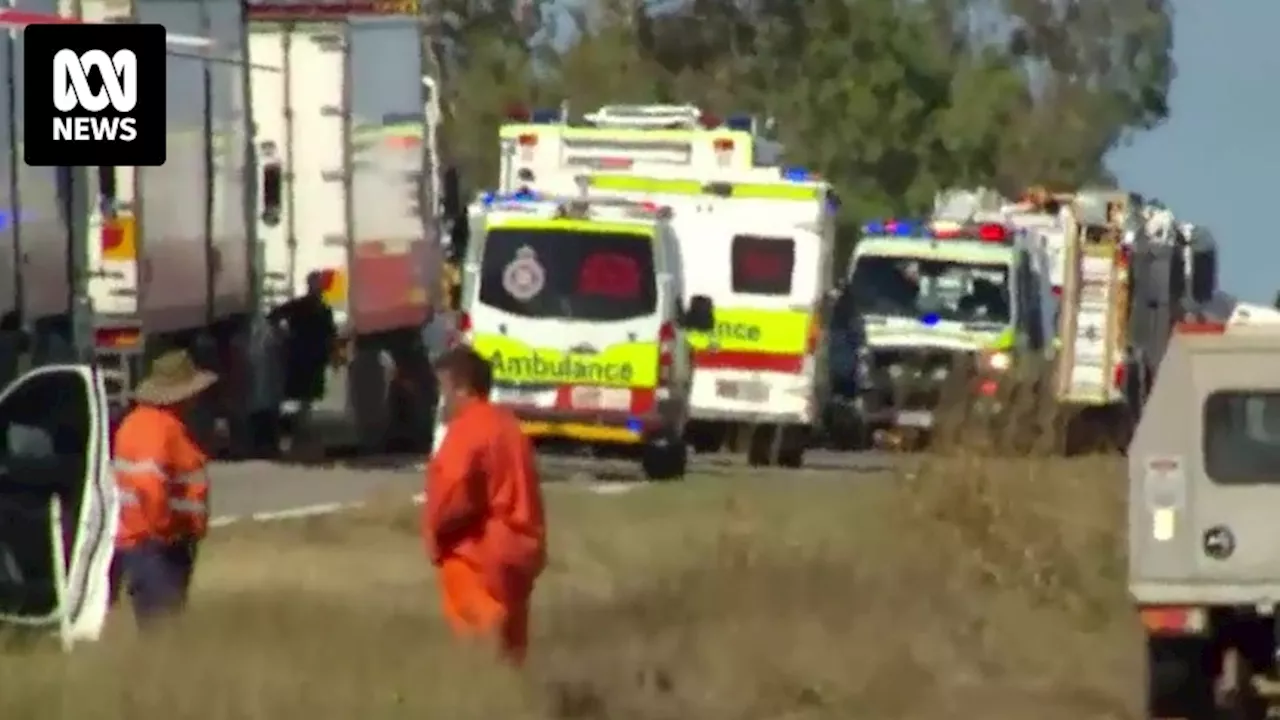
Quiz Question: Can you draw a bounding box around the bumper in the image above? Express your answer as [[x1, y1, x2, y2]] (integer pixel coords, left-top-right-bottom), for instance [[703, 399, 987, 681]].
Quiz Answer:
[[689, 406, 813, 426], [502, 401, 681, 446], [830, 376, 1004, 430]]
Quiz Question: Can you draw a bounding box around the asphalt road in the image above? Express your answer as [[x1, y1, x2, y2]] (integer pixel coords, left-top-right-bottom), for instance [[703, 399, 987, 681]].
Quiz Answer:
[[207, 448, 902, 523]]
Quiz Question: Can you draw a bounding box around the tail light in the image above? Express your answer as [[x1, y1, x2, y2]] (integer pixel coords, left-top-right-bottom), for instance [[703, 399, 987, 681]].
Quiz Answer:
[[806, 316, 820, 355], [517, 132, 537, 162], [1116, 246, 1132, 268], [713, 137, 734, 167], [1140, 606, 1207, 635], [1113, 361, 1127, 389], [101, 223, 124, 252], [658, 321, 676, 384], [1051, 285, 1062, 297]]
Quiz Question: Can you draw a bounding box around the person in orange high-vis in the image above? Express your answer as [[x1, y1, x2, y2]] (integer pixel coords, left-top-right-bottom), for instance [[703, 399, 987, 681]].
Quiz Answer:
[[112, 350, 217, 626], [425, 346, 546, 664]]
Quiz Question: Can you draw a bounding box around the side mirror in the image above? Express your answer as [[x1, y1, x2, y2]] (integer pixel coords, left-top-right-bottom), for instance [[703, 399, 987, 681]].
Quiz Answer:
[[682, 294, 715, 332]]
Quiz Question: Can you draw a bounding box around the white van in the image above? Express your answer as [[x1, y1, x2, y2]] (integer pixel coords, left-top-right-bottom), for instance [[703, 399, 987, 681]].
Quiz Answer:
[[442, 191, 714, 480], [580, 169, 837, 467]]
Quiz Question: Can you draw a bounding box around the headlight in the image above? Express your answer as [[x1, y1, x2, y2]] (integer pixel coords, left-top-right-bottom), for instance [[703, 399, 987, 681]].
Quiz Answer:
[[888, 364, 904, 379], [985, 351, 1012, 372]]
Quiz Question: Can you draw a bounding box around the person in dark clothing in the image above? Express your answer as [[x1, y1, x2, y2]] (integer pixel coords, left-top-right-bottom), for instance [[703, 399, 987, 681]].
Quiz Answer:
[[268, 271, 339, 457]]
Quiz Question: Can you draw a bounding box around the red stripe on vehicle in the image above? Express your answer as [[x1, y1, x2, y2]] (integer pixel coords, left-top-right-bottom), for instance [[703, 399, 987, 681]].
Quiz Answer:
[[693, 350, 804, 373]]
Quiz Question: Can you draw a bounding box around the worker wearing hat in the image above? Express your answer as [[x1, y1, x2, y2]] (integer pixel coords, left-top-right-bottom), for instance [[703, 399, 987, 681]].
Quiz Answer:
[[111, 350, 217, 625]]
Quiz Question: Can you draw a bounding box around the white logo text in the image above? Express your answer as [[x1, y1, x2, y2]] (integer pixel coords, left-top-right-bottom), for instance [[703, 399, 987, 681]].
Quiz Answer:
[[52, 49, 138, 142]]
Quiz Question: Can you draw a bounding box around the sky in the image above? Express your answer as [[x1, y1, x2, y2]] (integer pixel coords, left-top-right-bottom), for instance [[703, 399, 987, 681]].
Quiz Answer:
[[1108, 0, 1280, 303], [2, 0, 1274, 302]]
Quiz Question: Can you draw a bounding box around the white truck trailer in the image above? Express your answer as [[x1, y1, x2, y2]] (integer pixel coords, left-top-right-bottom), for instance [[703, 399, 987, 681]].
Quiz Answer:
[[0, 0, 445, 457]]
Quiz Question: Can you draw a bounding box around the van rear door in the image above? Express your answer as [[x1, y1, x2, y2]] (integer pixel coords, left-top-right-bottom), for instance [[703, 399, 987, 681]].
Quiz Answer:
[[0, 364, 114, 646]]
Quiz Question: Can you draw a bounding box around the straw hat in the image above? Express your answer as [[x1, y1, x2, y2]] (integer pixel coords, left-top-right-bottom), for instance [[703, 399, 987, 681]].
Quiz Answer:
[[134, 350, 218, 406]]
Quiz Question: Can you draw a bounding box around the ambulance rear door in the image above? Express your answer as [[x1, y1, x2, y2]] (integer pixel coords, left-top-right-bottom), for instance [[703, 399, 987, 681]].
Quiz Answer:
[[468, 218, 665, 417]]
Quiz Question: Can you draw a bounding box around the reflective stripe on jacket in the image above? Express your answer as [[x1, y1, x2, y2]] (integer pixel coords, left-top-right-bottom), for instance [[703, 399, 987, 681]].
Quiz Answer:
[[113, 406, 210, 548]]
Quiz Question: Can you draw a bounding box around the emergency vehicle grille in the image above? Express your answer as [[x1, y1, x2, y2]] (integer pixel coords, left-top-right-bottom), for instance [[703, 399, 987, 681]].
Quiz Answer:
[[864, 348, 977, 409]]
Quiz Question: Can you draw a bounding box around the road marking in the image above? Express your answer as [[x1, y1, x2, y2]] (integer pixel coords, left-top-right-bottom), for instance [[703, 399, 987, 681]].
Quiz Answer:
[[208, 481, 650, 529]]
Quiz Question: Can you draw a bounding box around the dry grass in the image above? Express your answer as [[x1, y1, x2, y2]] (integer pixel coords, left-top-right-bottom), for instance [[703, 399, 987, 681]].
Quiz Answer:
[[0, 450, 1140, 720]]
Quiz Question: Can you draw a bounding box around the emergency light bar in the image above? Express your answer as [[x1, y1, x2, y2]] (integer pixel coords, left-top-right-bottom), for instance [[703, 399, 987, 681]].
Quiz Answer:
[[862, 219, 1012, 244], [505, 104, 564, 124], [479, 189, 672, 220]]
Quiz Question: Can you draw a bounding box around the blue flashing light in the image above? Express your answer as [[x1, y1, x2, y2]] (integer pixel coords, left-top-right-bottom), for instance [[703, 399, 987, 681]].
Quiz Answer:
[[530, 108, 560, 124], [920, 313, 941, 327], [781, 167, 810, 182], [480, 188, 540, 207], [724, 114, 753, 132], [862, 219, 922, 237], [625, 418, 644, 433]]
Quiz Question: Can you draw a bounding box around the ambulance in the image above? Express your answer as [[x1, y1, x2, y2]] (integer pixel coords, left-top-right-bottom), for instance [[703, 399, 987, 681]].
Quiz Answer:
[[576, 168, 837, 467], [826, 219, 1054, 445], [496, 103, 785, 194], [446, 190, 715, 480]]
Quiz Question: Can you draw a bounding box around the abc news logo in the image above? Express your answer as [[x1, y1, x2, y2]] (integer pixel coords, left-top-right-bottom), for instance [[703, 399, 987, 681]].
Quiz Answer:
[[53, 49, 138, 142], [23, 23, 166, 167]]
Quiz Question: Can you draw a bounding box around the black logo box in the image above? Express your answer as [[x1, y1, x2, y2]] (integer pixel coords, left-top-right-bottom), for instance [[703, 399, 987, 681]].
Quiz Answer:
[[23, 23, 166, 167]]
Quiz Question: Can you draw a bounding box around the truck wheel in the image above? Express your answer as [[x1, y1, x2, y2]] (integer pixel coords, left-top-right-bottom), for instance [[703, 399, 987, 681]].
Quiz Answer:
[[685, 421, 724, 454], [742, 420, 778, 466], [641, 432, 686, 481], [776, 425, 808, 468], [1147, 636, 1214, 720], [349, 344, 392, 455]]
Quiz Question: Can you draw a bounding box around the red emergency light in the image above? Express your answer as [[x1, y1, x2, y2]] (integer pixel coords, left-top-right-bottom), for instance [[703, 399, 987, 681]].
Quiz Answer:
[[597, 157, 633, 170], [976, 223, 1010, 243], [699, 112, 721, 129], [505, 104, 530, 122]]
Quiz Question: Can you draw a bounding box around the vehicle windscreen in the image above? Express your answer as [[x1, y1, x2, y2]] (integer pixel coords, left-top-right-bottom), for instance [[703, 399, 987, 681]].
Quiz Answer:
[[479, 227, 658, 322], [848, 253, 1012, 324], [1204, 391, 1280, 484]]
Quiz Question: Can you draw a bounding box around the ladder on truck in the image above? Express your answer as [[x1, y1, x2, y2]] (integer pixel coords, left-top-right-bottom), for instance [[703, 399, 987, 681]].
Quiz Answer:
[[1053, 191, 1137, 407]]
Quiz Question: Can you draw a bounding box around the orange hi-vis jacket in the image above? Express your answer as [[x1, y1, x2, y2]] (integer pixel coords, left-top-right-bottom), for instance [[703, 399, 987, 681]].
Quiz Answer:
[[425, 398, 547, 662], [114, 405, 211, 549]]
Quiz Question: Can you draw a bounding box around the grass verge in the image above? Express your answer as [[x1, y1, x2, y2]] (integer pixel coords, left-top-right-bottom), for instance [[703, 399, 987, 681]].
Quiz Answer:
[[0, 456, 1139, 720]]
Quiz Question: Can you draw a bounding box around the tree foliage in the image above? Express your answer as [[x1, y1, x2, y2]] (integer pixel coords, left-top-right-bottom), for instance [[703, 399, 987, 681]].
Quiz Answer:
[[433, 0, 1175, 228]]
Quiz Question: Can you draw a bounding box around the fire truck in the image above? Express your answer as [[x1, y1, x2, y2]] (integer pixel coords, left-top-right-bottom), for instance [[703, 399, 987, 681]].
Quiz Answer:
[[1047, 189, 1219, 448]]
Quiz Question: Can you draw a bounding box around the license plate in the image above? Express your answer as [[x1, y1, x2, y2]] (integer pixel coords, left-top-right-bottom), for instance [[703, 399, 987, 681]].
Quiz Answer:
[[495, 384, 550, 406], [896, 410, 933, 428], [571, 386, 630, 410], [716, 380, 769, 402]]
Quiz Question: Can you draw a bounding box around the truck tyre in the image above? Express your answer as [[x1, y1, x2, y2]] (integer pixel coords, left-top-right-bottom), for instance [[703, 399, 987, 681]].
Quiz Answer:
[[1146, 636, 1214, 720], [747, 424, 783, 467], [685, 421, 724, 454], [641, 432, 686, 481], [349, 343, 391, 455], [776, 424, 808, 468]]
